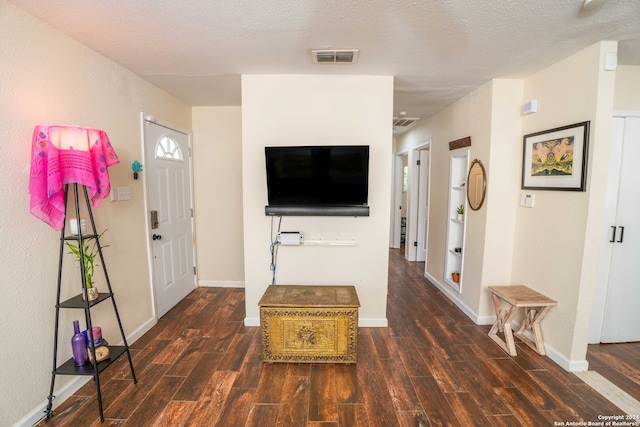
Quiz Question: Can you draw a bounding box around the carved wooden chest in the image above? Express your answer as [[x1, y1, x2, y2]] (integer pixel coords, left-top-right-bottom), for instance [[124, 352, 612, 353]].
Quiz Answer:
[[258, 285, 360, 363]]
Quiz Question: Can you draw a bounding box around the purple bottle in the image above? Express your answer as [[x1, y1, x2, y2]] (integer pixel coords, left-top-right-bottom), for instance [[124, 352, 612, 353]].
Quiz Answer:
[[71, 320, 88, 366]]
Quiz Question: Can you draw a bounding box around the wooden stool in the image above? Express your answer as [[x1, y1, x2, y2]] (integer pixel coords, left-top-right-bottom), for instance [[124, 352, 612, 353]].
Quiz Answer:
[[488, 285, 557, 356]]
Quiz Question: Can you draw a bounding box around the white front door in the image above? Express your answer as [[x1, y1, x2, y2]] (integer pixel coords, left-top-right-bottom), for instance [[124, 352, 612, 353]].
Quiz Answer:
[[601, 116, 640, 343], [144, 119, 196, 317], [416, 149, 430, 262]]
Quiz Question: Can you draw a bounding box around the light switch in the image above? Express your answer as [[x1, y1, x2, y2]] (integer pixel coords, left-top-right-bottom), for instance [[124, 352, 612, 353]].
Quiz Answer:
[[118, 187, 131, 201], [520, 193, 535, 208], [110, 188, 118, 202]]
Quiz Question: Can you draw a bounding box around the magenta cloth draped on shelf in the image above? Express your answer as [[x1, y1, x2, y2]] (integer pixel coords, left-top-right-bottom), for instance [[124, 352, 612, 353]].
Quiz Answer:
[[29, 125, 119, 230]]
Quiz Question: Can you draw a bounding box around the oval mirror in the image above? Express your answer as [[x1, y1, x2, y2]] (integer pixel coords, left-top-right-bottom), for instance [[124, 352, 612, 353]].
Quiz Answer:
[[467, 159, 487, 210]]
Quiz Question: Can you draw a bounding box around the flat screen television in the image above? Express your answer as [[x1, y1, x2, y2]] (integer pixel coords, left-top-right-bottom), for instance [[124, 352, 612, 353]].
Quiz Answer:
[[265, 145, 370, 216]]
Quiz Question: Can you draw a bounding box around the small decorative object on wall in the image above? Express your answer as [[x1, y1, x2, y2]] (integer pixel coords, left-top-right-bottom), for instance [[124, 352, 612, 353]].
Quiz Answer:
[[449, 136, 471, 151], [131, 160, 143, 179], [451, 271, 460, 283], [467, 159, 487, 210], [521, 121, 590, 191], [456, 205, 464, 221]]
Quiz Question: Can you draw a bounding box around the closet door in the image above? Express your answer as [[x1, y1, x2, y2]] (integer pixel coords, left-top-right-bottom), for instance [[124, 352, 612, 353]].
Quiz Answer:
[[601, 116, 640, 343]]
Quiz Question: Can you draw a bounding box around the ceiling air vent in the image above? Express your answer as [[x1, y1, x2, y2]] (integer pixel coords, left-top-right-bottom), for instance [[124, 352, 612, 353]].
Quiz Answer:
[[393, 117, 420, 127], [312, 49, 359, 64], [393, 115, 421, 134]]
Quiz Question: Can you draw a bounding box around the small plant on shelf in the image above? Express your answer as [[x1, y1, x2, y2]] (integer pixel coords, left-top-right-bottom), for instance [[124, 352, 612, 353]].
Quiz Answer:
[[66, 230, 108, 301], [456, 205, 464, 220], [451, 271, 460, 283]]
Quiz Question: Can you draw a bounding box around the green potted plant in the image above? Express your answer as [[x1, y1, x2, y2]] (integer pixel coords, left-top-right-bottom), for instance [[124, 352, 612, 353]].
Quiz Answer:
[[456, 205, 464, 221], [451, 271, 460, 283], [66, 230, 107, 301]]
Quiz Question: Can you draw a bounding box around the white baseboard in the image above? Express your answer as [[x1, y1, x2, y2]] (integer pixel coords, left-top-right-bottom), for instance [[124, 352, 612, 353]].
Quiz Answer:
[[244, 317, 260, 327], [423, 272, 590, 372], [424, 271, 482, 323], [359, 318, 388, 327], [199, 280, 245, 288], [545, 342, 589, 372], [476, 315, 495, 326], [124, 316, 158, 346], [14, 376, 91, 427], [15, 316, 158, 427], [509, 320, 588, 372], [243, 317, 388, 328]]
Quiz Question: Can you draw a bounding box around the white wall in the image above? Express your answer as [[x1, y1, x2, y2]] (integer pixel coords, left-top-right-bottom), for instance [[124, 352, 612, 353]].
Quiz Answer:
[[241, 74, 393, 325], [0, 2, 191, 425], [192, 106, 244, 286]]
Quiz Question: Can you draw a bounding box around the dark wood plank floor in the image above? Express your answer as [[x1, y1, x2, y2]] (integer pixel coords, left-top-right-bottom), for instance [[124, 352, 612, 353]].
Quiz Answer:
[[41, 249, 639, 426]]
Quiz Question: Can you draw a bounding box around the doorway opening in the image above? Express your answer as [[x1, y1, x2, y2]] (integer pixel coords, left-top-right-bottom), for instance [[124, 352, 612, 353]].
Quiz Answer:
[[400, 141, 431, 264]]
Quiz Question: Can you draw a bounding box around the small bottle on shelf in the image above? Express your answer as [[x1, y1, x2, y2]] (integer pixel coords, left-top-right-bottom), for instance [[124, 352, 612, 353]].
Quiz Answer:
[[71, 320, 88, 366]]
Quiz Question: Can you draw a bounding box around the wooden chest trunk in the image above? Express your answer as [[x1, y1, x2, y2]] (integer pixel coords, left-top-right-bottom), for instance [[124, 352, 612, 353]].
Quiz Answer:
[[258, 285, 360, 364]]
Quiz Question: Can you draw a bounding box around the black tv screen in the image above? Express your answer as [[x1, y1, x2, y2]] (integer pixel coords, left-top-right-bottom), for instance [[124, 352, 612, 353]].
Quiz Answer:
[[265, 145, 370, 216]]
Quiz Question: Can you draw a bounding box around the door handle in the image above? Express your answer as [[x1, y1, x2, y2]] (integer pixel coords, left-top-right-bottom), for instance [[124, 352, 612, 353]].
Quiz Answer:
[[617, 226, 624, 243], [152, 234, 162, 241], [610, 226, 616, 243]]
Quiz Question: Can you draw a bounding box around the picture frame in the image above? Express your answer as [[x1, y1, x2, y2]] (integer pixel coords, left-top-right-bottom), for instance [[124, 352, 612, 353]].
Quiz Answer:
[[521, 121, 590, 191]]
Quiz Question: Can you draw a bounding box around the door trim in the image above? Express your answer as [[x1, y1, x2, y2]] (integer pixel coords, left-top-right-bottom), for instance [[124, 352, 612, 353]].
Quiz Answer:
[[391, 151, 406, 249], [405, 140, 431, 261], [416, 148, 431, 262], [140, 113, 197, 319]]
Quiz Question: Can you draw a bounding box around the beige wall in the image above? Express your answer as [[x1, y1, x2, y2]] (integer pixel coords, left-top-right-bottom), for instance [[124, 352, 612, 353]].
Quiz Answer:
[[614, 65, 640, 110], [0, 2, 191, 425], [192, 106, 244, 285], [514, 41, 616, 367], [479, 80, 523, 314], [241, 74, 393, 325]]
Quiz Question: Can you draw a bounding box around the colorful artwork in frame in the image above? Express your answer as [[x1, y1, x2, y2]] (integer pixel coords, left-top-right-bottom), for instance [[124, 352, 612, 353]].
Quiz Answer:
[[521, 121, 590, 191]]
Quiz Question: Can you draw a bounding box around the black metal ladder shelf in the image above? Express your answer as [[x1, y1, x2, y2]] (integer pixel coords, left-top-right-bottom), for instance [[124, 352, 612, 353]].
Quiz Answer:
[[45, 183, 137, 422]]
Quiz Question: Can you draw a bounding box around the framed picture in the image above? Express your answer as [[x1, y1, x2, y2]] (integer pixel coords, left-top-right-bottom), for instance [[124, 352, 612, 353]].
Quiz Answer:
[[521, 121, 590, 191]]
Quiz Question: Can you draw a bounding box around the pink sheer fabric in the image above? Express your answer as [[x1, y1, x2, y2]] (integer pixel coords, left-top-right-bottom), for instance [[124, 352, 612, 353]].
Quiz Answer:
[[29, 125, 119, 230]]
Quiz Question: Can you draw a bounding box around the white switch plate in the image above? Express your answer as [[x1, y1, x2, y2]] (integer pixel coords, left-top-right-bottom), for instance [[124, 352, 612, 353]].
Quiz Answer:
[[520, 192, 535, 208], [110, 188, 118, 202], [118, 187, 131, 201]]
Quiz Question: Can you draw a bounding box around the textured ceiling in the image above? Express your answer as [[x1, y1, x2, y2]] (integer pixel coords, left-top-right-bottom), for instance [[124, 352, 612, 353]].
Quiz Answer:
[[8, 0, 640, 126]]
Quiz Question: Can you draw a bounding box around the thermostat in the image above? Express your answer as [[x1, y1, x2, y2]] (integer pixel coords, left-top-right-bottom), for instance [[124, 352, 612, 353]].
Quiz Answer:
[[520, 193, 535, 208]]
